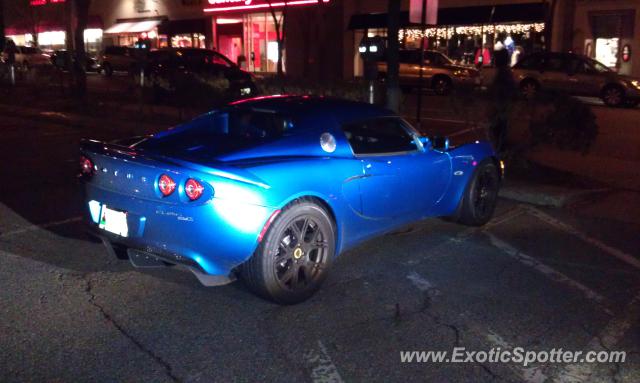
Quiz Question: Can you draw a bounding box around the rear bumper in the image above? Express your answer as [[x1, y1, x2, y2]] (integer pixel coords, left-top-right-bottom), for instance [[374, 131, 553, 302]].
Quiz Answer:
[[85, 185, 275, 280]]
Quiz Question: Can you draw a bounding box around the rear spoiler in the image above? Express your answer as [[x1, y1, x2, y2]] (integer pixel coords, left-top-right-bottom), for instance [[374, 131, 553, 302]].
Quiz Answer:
[[80, 139, 271, 189]]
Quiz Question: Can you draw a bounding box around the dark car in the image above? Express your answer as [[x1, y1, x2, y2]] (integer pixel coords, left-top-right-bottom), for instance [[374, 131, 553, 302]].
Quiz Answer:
[[146, 48, 257, 98], [377, 50, 481, 95], [99, 46, 141, 76], [512, 51, 640, 107], [51, 50, 100, 72]]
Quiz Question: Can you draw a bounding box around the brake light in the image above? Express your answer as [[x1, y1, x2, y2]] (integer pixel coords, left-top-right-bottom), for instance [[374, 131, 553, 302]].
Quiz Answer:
[[158, 174, 176, 196], [185, 179, 204, 201], [79, 155, 95, 177]]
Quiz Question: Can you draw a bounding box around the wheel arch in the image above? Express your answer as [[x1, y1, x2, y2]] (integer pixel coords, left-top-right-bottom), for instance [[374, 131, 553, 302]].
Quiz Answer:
[[276, 193, 341, 255]]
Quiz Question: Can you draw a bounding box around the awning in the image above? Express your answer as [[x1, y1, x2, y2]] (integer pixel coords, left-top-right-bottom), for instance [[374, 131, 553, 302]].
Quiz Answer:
[[347, 2, 548, 30], [5, 15, 103, 35], [104, 20, 162, 34]]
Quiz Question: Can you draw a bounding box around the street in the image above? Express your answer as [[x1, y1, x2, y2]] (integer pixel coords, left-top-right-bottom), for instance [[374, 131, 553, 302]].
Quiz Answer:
[[1, 110, 639, 382]]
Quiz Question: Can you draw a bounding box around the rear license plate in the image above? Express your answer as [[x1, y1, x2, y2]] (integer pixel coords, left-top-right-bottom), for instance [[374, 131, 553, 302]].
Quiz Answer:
[[99, 205, 129, 237]]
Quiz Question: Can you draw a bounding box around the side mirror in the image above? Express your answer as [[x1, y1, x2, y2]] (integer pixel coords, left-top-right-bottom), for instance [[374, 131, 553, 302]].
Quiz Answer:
[[432, 136, 450, 151], [419, 136, 431, 150]]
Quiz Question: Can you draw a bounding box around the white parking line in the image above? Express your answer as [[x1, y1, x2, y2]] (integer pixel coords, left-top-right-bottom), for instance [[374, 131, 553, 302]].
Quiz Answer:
[[485, 329, 548, 383], [485, 233, 613, 316], [553, 291, 640, 383], [406, 271, 441, 297], [0, 216, 83, 238], [304, 340, 344, 383], [525, 206, 640, 270]]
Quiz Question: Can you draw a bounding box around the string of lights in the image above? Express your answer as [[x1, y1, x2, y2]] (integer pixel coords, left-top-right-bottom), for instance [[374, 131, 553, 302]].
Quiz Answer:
[[398, 22, 545, 41]]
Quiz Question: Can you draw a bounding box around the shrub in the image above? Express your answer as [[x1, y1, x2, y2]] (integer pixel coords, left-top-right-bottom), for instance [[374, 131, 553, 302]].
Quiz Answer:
[[529, 94, 598, 153]]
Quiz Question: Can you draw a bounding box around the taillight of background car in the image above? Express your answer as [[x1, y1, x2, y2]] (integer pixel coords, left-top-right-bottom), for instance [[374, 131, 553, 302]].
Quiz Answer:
[[185, 179, 204, 201], [158, 174, 176, 197], [79, 155, 95, 178]]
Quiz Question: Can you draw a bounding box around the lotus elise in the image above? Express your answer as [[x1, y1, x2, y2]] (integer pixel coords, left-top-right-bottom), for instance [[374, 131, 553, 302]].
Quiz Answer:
[[80, 96, 501, 304]]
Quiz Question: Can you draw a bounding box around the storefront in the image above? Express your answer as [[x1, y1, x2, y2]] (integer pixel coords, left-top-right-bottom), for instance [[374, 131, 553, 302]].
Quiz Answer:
[[5, 16, 103, 52], [576, 6, 637, 76], [103, 18, 164, 48], [348, 2, 547, 75], [204, 0, 330, 72]]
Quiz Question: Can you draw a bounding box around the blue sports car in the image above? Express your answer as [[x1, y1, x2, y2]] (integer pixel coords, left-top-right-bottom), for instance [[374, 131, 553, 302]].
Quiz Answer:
[[80, 96, 501, 304]]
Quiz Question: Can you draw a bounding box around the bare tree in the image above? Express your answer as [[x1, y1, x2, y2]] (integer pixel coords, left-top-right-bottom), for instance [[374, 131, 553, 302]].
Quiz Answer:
[[267, 0, 287, 78]]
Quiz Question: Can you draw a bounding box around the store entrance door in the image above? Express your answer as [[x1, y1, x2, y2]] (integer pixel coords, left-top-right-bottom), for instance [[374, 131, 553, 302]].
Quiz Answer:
[[219, 35, 243, 67]]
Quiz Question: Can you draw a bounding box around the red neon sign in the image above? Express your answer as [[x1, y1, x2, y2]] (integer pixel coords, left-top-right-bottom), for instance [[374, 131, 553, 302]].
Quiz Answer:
[[204, 0, 329, 13], [30, 0, 65, 5]]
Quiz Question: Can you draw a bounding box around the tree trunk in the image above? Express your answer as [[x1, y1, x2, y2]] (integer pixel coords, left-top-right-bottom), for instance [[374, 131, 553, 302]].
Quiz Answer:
[[268, 0, 286, 79], [0, 0, 5, 52], [385, 0, 401, 112], [545, 0, 558, 52], [73, 0, 91, 99]]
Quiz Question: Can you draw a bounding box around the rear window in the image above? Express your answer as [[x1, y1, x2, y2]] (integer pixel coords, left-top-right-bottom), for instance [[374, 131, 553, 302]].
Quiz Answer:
[[138, 109, 294, 155]]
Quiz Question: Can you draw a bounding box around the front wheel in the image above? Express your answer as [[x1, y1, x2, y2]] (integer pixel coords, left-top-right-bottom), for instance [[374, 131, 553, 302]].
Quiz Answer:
[[602, 85, 625, 107], [241, 199, 336, 304], [456, 160, 500, 226]]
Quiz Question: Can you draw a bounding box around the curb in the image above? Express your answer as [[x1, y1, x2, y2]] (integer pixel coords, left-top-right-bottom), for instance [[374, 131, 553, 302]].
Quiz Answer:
[[499, 183, 610, 208]]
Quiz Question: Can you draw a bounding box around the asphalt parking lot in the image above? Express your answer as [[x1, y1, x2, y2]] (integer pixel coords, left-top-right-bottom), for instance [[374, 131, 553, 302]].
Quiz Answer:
[[1, 110, 639, 383]]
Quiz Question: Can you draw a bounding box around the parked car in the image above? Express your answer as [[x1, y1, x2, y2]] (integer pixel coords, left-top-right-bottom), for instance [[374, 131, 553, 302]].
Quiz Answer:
[[79, 95, 501, 304], [146, 48, 257, 98], [377, 50, 481, 95], [99, 46, 141, 76], [51, 50, 100, 72], [14, 46, 51, 70], [512, 51, 640, 107]]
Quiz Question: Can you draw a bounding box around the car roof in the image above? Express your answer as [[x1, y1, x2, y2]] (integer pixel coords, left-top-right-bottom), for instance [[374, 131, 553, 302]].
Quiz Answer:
[[227, 95, 396, 125]]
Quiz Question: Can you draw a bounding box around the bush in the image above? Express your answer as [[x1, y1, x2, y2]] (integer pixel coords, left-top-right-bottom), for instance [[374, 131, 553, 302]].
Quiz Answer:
[[529, 94, 598, 153]]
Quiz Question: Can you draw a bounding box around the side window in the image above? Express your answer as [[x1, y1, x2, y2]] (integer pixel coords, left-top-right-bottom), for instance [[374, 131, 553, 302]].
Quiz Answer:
[[543, 56, 566, 72], [514, 55, 541, 70], [342, 118, 418, 155], [212, 53, 232, 67]]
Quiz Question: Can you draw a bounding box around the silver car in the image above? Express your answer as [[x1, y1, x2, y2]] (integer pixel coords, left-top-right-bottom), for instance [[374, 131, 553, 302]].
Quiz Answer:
[[512, 52, 640, 107]]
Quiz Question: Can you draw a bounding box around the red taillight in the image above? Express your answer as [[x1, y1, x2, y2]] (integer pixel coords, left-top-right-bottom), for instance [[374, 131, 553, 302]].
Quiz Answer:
[[79, 155, 95, 177], [158, 174, 176, 196], [185, 179, 204, 201]]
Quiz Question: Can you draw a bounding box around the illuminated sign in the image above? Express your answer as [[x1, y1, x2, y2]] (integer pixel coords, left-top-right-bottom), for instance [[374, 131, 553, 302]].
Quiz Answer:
[[204, 0, 329, 13], [30, 0, 65, 5], [622, 44, 631, 63]]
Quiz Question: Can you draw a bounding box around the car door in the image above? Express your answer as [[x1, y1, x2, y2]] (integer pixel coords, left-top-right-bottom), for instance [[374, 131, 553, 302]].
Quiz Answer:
[[341, 117, 450, 220], [567, 57, 608, 97], [539, 54, 570, 92]]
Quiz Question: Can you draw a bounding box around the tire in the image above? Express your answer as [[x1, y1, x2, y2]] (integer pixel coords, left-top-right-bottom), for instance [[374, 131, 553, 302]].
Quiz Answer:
[[102, 63, 113, 77], [432, 76, 452, 96], [241, 199, 336, 304], [520, 79, 539, 99], [456, 160, 500, 226], [602, 85, 625, 107]]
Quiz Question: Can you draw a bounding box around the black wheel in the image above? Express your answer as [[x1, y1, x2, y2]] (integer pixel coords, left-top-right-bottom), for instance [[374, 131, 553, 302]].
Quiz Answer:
[[433, 76, 452, 96], [520, 79, 539, 99], [241, 199, 336, 304], [457, 160, 500, 226], [602, 85, 625, 107], [102, 63, 113, 77]]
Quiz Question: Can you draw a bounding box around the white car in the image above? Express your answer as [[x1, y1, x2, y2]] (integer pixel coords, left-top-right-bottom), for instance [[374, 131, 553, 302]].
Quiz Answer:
[[15, 46, 51, 70]]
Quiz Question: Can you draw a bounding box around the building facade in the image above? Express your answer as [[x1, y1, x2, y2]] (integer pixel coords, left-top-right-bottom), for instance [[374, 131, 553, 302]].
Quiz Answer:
[[3, 0, 640, 78]]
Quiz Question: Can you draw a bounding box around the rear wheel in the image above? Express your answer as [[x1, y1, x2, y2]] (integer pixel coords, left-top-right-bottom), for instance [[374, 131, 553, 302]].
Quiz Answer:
[[102, 63, 113, 77], [241, 199, 336, 304], [457, 160, 500, 226], [433, 76, 452, 96], [602, 85, 625, 107], [520, 79, 539, 99]]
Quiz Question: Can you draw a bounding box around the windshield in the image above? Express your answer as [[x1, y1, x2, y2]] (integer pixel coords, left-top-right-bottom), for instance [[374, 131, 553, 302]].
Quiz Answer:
[[587, 58, 612, 73]]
